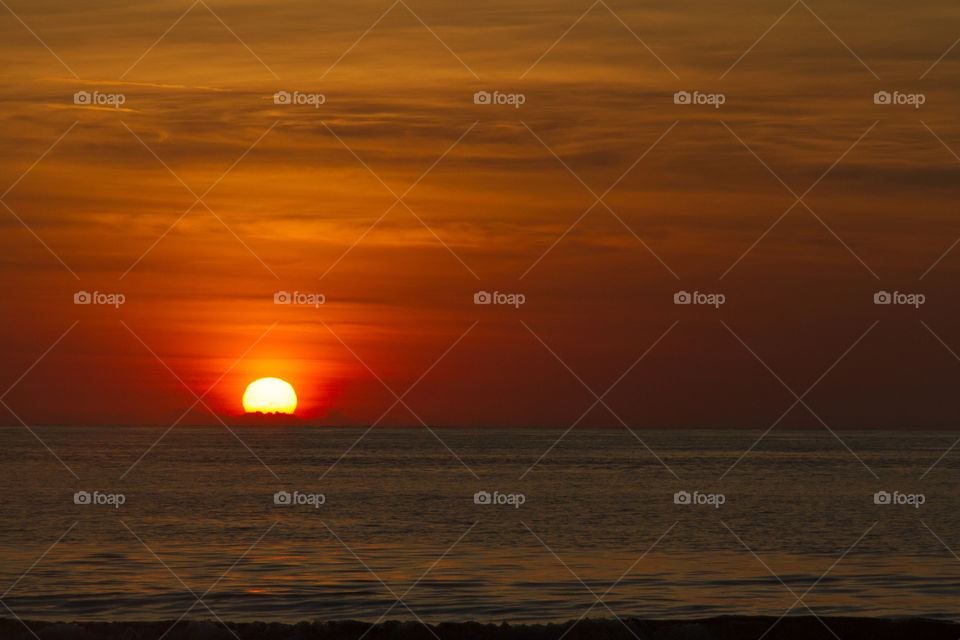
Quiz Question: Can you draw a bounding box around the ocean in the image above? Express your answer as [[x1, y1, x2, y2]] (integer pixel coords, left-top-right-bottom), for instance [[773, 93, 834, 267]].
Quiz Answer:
[[1, 426, 958, 623]]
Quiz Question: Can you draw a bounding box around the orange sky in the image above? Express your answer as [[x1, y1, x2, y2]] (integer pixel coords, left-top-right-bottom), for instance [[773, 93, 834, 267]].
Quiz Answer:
[[3, 0, 960, 427]]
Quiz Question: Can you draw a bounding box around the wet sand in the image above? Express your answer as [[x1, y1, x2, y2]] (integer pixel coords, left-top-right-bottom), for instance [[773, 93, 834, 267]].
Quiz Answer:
[[3, 616, 958, 640]]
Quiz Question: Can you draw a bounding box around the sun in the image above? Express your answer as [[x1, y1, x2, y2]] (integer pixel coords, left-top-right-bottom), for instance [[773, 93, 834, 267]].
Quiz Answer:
[[242, 377, 297, 414]]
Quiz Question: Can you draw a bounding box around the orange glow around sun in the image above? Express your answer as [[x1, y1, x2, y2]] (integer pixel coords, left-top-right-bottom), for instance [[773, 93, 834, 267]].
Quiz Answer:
[[242, 378, 298, 414]]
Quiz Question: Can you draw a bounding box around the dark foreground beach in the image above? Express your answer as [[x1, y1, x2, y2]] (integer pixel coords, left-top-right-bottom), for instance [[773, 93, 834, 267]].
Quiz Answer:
[[3, 617, 959, 640]]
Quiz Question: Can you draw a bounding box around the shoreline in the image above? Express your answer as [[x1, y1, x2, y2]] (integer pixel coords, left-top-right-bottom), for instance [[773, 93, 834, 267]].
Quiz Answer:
[[4, 616, 959, 640]]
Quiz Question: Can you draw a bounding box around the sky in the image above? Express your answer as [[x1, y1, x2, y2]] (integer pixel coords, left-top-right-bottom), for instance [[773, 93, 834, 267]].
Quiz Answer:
[[3, 0, 960, 427]]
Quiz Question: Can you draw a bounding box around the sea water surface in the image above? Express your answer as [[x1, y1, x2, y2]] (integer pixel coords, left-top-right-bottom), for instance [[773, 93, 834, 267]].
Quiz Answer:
[[0, 426, 958, 622]]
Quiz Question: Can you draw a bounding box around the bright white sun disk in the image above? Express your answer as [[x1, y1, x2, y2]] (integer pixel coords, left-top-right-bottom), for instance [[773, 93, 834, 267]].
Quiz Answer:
[[242, 377, 297, 414]]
